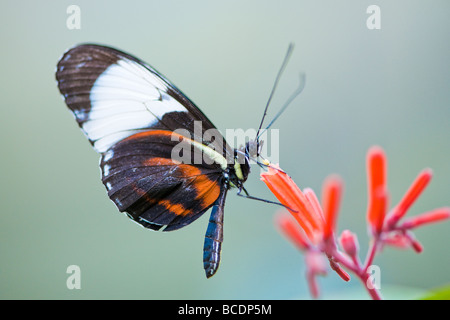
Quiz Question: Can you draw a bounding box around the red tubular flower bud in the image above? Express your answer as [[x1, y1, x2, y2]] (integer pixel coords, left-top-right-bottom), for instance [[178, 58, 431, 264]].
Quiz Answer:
[[369, 187, 388, 235], [386, 168, 433, 228], [401, 231, 424, 253], [275, 212, 310, 250], [409, 235, 424, 253], [411, 239, 423, 253], [400, 207, 450, 230], [328, 257, 351, 282], [339, 229, 359, 258], [261, 164, 324, 243], [321, 175, 343, 241], [366, 146, 388, 235], [304, 188, 324, 221]]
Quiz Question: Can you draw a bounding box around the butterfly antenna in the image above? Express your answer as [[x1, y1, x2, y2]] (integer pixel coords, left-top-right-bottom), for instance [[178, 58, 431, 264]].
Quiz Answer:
[[257, 72, 305, 140], [255, 43, 295, 142]]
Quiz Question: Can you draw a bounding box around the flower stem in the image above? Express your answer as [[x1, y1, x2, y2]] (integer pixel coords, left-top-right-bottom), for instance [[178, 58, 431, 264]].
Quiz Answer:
[[363, 236, 379, 272], [326, 242, 382, 300], [360, 272, 383, 300]]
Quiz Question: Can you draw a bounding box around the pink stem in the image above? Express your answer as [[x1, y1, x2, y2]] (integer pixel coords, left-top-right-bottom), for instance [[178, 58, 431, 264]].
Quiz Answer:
[[363, 236, 379, 272], [325, 240, 382, 300]]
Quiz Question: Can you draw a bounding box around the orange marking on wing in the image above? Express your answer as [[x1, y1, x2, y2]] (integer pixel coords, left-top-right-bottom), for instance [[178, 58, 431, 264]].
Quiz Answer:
[[124, 130, 186, 143], [158, 199, 192, 217], [144, 157, 182, 166], [178, 164, 202, 177], [141, 157, 221, 215], [191, 175, 221, 208], [131, 182, 192, 217], [144, 157, 203, 177]]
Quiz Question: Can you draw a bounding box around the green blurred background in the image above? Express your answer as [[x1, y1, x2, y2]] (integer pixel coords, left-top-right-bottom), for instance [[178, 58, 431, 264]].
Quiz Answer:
[[1, 0, 449, 299]]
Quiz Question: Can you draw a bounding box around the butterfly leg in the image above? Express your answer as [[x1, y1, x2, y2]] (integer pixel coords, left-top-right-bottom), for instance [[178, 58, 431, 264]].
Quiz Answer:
[[237, 186, 298, 212], [203, 187, 228, 278]]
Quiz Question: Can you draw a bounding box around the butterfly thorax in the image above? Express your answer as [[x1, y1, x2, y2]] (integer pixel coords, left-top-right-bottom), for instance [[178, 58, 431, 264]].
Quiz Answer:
[[226, 139, 262, 189]]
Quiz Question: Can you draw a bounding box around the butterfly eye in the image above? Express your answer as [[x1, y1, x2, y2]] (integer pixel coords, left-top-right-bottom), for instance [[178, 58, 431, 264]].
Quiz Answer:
[[257, 140, 264, 157]]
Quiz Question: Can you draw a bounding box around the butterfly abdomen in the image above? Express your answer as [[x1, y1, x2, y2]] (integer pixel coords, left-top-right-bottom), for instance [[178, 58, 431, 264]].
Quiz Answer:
[[203, 188, 228, 278]]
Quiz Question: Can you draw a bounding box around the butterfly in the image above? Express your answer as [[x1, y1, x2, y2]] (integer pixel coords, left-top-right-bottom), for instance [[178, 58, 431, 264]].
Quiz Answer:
[[55, 43, 302, 278]]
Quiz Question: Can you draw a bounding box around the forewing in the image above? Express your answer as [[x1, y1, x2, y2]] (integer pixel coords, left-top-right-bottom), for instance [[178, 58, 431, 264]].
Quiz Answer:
[[56, 44, 233, 161]]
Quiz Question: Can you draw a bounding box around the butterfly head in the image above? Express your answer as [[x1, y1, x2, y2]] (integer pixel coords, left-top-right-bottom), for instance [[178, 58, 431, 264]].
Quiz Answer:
[[228, 138, 263, 189], [245, 139, 264, 159]]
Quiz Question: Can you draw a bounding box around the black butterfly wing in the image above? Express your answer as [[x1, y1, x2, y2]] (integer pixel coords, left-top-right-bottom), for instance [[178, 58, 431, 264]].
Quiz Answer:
[[56, 44, 231, 231], [56, 44, 234, 160]]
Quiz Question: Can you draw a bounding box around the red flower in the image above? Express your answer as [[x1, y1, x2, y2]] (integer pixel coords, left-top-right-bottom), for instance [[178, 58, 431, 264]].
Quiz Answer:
[[401, 208, 450, 229], [339, 229, 359, 259], [321, 175, 343, 242], [366, 146, 388, 235], [261, 146, 450, 300], [385, 168, 433, 228], [365, 146, 449, 238], [275, 213, 310, 251], [262, 165, 350, 284], [261, 164, 343, 245]]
